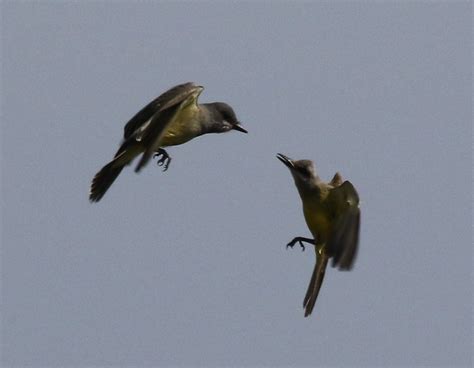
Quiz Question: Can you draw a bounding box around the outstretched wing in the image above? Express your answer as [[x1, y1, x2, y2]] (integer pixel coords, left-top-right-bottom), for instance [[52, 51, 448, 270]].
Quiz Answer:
[[123, 82, 199, 140], [133, 84, 204, 172], [326, 180, 360, 270]]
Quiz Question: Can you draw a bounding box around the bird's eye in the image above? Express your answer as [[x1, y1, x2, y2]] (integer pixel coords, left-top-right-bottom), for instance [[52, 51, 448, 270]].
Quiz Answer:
[[300, 168, 310, 178]]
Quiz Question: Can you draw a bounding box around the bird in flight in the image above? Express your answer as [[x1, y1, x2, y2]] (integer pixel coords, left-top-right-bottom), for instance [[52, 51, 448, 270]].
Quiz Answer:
[[277, 153, 360, 317], [89, 82, 247, 202]]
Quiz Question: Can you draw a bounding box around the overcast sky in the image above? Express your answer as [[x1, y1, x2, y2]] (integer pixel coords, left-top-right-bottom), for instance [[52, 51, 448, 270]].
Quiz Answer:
[[2, 1, 472, 367]]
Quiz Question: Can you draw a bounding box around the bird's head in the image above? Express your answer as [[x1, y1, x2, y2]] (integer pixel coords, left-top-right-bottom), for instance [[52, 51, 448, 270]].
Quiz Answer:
[[209, 102, 247, 134], [277, 153, 319, 192]]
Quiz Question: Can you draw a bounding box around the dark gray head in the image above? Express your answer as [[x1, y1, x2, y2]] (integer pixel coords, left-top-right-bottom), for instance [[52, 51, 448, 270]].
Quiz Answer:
[[277, 153, 320, 194], [204, 102, 247, 134]]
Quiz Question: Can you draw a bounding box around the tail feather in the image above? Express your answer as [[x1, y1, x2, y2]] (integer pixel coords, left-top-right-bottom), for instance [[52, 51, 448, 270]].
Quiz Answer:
[[303, 254, 329, 317], [89, 161, 124, 202], [89, 139, 141, 203]]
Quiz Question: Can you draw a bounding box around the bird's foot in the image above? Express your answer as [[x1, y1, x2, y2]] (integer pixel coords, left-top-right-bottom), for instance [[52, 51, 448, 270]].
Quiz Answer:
[[153, 149, 172, 171], [286, 237, 315, 252]]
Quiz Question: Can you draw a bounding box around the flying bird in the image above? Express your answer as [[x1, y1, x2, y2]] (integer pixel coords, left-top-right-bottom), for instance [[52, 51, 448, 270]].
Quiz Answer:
[[89, 82, 247, 202], [277, 153, 360, 317]]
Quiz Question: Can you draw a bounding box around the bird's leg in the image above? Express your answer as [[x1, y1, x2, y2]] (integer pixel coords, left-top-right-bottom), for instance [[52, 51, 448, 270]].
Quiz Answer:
[[153, 148, 172, 171], [286, 237, 315, 252]]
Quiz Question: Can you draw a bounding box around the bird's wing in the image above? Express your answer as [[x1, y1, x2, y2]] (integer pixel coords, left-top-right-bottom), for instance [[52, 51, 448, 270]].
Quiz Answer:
[[123, 82, 198, 140], [329, 172, 343, 186], [326, 180, 360, 270], [133, 84, 203, 173]]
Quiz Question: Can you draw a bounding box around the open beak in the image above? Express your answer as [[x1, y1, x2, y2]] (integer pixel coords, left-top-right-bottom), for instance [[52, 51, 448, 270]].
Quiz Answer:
[[232, 122, 248, 134], [276, 153, 294, 169]]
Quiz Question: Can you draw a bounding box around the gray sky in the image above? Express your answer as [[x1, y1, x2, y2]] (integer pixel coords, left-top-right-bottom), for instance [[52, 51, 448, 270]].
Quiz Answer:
[[1, 1, 472, 367]]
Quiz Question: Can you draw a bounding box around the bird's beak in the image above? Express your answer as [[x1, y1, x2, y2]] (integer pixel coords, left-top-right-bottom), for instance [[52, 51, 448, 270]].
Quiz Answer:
[[232, 122, 248, 134], [276, 153, 294, 169]]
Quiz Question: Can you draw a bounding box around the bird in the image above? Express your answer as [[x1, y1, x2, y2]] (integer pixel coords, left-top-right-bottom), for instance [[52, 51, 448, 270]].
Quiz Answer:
[[89, 82, 247, 202], [277, 153, 360, 317]]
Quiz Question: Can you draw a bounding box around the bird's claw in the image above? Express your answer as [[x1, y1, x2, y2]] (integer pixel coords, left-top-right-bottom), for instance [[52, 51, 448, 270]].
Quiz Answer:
[[153, 149, 171, 171], [286, 240, 305, 251]]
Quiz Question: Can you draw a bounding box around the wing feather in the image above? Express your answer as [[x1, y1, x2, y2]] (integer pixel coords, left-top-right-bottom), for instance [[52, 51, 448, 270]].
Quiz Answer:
[[326, 181, 360, 270], [123, 82, 198, 140], [134, 84, 203, 172]]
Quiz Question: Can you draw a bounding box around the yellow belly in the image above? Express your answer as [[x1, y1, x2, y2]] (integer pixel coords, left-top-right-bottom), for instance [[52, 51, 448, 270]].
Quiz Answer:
[[303, 202, 331, 241], [160, 125, 199, 146], [159, 104, 202, 146]]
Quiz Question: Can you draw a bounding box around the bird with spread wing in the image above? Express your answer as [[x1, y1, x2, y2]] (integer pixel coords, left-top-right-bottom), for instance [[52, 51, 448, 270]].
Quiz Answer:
[[277, 153, 360, 317], [89, 82, 247, 202]]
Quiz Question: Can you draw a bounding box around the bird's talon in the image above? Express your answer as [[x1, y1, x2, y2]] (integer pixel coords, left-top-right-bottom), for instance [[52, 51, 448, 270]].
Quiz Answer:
[[154, 149, 171, 171]]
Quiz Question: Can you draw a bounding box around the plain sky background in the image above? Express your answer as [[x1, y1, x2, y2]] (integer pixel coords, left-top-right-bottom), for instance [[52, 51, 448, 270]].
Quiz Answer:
[[1, 1, 472, 367]]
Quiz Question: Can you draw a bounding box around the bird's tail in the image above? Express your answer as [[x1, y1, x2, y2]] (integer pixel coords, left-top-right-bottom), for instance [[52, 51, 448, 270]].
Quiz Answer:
[[303, 253, 329, 317], [89, 160, 124, 203], [89, 140, 142, 203]]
